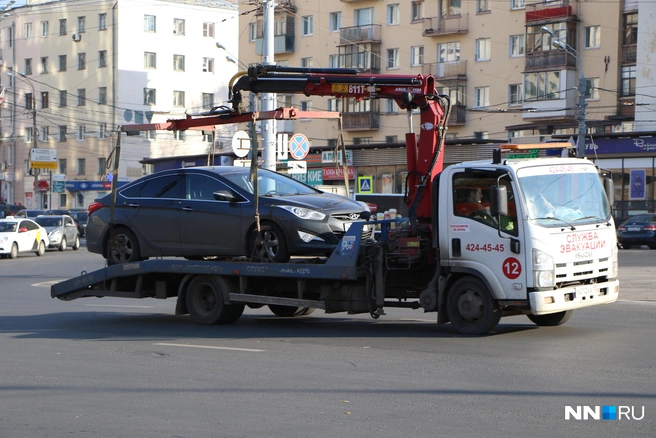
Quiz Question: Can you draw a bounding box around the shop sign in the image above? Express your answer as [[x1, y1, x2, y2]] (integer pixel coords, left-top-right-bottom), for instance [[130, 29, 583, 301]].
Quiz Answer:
[[322, 167, 354, 180]]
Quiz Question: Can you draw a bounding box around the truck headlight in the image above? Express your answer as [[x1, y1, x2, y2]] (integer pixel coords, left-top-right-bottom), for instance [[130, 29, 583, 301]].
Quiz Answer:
[[609, 244, 619, 279], [279, 206, 326, 221], [532, 248, 555, 288]]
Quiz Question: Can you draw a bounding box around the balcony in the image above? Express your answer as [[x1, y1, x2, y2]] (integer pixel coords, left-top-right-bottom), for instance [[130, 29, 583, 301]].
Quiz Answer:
[[622, 44, 637, 64], [343, 112, 380, 131], [339, 24, 381, 45], [422, 14, 468, 37], [526, 0, 576, 23], [337, 48, 381, 73], [447, 104, 466, 126], [255, 35, 295, 55], [524, 50, 576, 71], [422, 60, 467, 79]]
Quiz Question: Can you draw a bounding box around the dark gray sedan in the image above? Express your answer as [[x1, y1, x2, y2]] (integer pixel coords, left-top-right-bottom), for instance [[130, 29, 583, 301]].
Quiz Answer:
[[86, 166, 371, 264]]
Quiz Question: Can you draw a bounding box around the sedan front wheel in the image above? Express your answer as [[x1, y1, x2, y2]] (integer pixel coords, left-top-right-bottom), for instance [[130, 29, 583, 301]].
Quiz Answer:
[[250, 222, 289, 263]]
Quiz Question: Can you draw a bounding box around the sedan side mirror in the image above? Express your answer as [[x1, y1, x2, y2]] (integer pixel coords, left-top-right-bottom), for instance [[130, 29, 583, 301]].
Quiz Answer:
[[214, 190, 240, 202]]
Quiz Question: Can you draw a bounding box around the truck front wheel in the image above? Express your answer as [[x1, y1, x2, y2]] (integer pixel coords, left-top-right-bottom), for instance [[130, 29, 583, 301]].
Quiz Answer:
[[186, 276, 244, 325], [527, 310, 573, 326], [447, 277, 501, 335]]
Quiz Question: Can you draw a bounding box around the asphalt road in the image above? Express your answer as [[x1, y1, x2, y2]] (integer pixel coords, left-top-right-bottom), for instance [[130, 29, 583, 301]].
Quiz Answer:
[[0, 244, 654, 438]]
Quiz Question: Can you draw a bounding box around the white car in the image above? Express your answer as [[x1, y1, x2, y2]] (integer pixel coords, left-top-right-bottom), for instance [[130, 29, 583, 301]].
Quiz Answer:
[[0, 217, 50, 258]]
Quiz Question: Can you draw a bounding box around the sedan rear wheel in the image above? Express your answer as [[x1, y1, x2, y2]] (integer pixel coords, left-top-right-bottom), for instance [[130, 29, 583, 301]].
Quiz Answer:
[[250, 223, 289, 263], [72, 236, 80, 250], [106, 228, 142, 265]]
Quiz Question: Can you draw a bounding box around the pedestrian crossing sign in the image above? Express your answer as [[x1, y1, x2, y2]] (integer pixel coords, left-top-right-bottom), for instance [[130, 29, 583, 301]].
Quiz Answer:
[[358, 176, 373, 194]]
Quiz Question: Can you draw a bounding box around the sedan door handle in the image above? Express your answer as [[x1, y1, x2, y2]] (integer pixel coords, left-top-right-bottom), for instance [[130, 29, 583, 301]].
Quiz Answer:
[[128, 203, 139, 208], [182, 207, 194, 211]]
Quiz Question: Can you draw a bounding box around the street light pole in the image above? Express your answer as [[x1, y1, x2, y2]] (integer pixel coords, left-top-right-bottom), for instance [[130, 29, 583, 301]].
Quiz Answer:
[[541, 26, 586, 158]]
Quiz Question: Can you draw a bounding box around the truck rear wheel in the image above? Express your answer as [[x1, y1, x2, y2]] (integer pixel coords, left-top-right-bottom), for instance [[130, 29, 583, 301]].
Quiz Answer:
[[268, 305, 310, 317], [447, 277, 501, 335], [527, 310, 573, 326], [186, 275, 244, 325]]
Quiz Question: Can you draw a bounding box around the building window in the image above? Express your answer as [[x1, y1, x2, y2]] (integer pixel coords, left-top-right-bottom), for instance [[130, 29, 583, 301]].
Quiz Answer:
[[509, 84, 523, 105], [509, 35, 525, 57], [25, 127, 33, 144], [144, 88, 156, 105], [59, 19, 67, 35], [77, 158, 86, 175], [144, 52, 156, 69], [474, 87, 490, 108], [59, 125, 67, 142], [173, 130, 186, 141], [386, 135, 398, 143], [77, 89, 86, 106], [98, 87, 107, 104], [524, 71, 560, 101], [301, 57, 313, 68], [25, 93, 33, 110], [387, 48, 399, 69], [585, 78, 599, 100], [300, 100, 311, 111], [99, 50, 107, 68], [302, 16, 313, 36], [585, 26, 601, 49], [203, 22, 214, 37], [511, 0, 525, 9], [76, 125, 85, 141], [202, 93, 214, 109], [144, 15, 156, 32], [24, 22, 32, 39], [477, 0, 490, 13], [327, 98, 340, 112], [40, 57, 48, 73], [78, 52, 86, 70], [41, 21, 49, 37], [78, 16, 85, 32], [410, 46, 424, 66], [387, 4, 399, 25], [173, 54, 185, 72], [438, 42, 460, 62], [248, 23, 256, 42], [41, 91, 49, 108], [59, 90, 67, 107], [97, 157, 106, 175], [385, 98, 398, 113], [329, 12, 341, 32], [474, 131, 489, 140], [25, 58, 32, 75], [355, 8, 374, 26], [411, 1, 423, 21], [99, 13, 107, 31], [174, 18, 185, 35], [476, 38, 491, 61], [202, 57, 214, 73], [59, 159, 67, 174], [623, 13, 638, 46], [98, 123, 107, 139], [59, 55, 67, 71], [173, 90, 185, 107], [621, 66, 636, 97], [40, 126, 49, 142]]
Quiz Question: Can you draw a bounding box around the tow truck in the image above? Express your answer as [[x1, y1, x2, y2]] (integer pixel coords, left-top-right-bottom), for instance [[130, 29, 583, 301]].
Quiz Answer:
[[51, 65, 619, 335]]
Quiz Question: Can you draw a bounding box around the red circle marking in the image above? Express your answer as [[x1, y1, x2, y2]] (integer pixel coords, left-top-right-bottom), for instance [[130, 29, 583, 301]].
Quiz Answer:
[[502, 257, 522, 280]]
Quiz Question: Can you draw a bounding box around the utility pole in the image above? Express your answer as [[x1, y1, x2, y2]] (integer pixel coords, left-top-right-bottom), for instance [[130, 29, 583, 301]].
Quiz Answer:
[[261, 0, 277, 172]]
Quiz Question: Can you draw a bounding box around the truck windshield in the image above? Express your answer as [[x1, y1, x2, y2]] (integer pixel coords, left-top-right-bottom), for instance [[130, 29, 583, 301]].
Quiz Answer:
[[518, 167, 611, 227]]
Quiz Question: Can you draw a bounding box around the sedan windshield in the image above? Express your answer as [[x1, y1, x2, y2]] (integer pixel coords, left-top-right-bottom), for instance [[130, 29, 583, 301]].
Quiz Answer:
[[222, 169, 319, 196], [0, 222, 17, 232], [35, 217, 63, 227], [519, 167, 611, 226]]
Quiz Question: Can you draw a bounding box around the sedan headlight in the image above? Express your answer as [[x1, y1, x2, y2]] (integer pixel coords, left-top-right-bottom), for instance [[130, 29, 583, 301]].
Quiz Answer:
[[532, 248, 555, 288], [49, 230, 61, 238], [279, 206, 326, 221]]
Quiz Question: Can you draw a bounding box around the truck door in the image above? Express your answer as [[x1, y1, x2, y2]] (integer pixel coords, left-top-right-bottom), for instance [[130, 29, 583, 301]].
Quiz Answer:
[[447, 169, 524, 300]]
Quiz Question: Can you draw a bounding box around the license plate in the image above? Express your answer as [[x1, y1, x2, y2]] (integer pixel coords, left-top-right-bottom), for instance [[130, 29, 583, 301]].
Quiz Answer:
[[575, 285, 594, 299], [628, 227, 642, 232]]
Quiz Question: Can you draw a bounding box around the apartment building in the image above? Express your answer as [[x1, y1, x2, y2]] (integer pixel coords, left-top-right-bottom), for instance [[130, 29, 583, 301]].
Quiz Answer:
[[235, 0, 655, 217], [0, 0, 238, 208]]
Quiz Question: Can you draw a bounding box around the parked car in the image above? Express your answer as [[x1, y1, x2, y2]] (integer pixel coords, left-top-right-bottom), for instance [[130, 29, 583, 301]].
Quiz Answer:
[[86, 166, 372, 264], [617, 214, 656, 249], [0, 203, 26, 218], [15, 209, 47, 219], [0, 217, 50, 258], [34, 215, 81, 251], [69, 211, 89, 237], [45, 209, 72, 216]]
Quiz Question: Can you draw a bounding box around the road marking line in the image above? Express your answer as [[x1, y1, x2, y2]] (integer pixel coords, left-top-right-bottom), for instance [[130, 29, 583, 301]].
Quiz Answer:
[[154, 342, 265, 352], [85, 304, 154, 308]]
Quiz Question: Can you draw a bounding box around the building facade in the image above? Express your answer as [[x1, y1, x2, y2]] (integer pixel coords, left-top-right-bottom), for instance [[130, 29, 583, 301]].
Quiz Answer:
[[235, 0, 655, 217], [0, 0, 238, 209]]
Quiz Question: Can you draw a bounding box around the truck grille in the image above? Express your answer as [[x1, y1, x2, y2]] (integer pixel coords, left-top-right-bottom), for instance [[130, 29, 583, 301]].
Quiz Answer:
[[554, 257, 610, 282]]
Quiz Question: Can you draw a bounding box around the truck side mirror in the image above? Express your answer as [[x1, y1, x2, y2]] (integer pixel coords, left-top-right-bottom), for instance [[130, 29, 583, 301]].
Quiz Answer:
[[603, 178, 614, 207], [490, 185, 508, 217]]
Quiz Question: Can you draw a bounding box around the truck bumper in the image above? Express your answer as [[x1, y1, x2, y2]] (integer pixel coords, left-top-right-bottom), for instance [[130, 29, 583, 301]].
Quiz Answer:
[[529, 279, 619, 315]]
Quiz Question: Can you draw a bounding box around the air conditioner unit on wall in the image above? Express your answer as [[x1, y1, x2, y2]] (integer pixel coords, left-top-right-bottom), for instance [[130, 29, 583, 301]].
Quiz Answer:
[[72, 33, 82, 42]]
